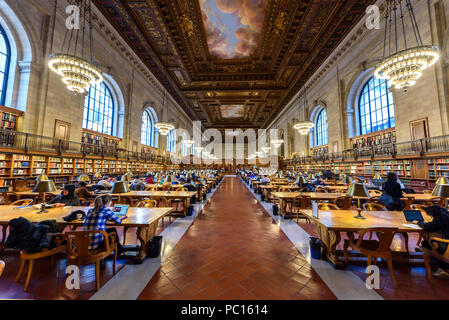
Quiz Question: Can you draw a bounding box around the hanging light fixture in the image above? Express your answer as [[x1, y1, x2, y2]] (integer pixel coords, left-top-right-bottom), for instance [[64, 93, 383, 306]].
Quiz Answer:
[[374, 0, 439, 90], [294, 81, 314, 135], [262, 146, 271, 153], [155, 37, 175, 135], [48, 0, 103, 94], [182, 139, 195, 147]]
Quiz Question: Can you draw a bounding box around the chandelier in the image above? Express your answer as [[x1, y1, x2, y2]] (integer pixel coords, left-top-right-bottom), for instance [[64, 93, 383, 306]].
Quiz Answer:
[[294, 80, 314, 135], [48, 0, 103, 94], [182, 139, 195, 146], [156, 38, 175, 136], [271, 139, 284, 148], [262, 146, 271, 152], [195, 146, 204, 152], [374, 0, 439, 90]]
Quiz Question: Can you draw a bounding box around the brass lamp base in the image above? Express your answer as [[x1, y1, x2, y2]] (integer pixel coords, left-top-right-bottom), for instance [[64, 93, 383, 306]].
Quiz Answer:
[[37, 203, 48, 214], [354, 209, 366, 220]]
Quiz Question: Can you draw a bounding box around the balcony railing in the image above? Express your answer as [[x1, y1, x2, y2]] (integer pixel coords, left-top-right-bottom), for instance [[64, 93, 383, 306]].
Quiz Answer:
[[0, 128, 168, 163], [286, 134, 449, 165]]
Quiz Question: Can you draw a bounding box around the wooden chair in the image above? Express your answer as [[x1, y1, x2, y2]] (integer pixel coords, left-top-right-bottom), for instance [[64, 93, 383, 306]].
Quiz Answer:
[[136, 199, 158, 208], [334, 196, 352, 210], [423, 237, 449, 280], [363, 203, 387, 211], [145, 187, 157, 191], [369, 190, 383, 197], [403, 197, 415, 210], [315, 188, 328, 193], [65, 230, 117, 291], [15, 234, 66, 291], [422, 190, 432, 195], [425, 197, 445, 207], [172, 188, 188, 214], [115, 196, 135, 206], [344, 227, 399, 284], [2, 192, 18, 205], [0, 260, 4, 278], [411, 204, 427, 247], [318, 203, 340, 210], [10, 199, 33, 207], [292, 196, 311, 222]]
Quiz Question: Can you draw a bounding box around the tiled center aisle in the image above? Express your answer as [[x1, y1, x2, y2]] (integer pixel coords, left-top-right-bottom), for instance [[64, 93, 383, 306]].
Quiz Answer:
[[138, 177, 336, 300]]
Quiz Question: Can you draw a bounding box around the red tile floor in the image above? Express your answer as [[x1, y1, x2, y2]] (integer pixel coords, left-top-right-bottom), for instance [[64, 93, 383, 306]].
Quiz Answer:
[[137, 177, 336, 300], [1, 176, 448, 299]]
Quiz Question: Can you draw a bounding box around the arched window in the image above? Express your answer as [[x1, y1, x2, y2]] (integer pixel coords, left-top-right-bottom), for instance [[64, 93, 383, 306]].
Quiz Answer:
[[141, 107, 158, 148], [83, 82, 115, 135], [167, 129, 176, 153], [359, 77, 395, 135], [0, 24, 11, 105], [315, 109, 328, 146]]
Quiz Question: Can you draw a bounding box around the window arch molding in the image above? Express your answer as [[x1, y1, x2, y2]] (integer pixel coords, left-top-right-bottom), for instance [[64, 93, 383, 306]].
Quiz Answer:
[[141, 105, 158, 148], [309, 103, 328, 148], [0, 1, 34, 111]]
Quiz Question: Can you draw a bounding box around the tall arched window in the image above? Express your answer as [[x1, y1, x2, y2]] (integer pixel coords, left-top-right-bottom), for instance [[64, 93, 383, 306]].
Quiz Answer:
[[0, 24, 11, 105], [141, 107, 158, 148], [359, 77, 395, 135], [315, 109, 328, 146], [167, 129, 176, 153], [83, 82, 115, 135]]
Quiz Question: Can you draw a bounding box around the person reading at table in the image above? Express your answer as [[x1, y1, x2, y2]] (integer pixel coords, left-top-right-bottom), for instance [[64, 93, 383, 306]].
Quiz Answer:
[[261, 175, 270, 185], [49, 184, 80, 207], [75, 181, 95, 200], [83, 195, 127, 268], [382, 172, 404, 210], [145, 175, 154, 184], [413, 205, 449, 279]]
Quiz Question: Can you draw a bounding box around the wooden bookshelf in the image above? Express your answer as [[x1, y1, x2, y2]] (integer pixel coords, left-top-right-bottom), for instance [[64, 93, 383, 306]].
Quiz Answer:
[[81, 129, 121, 148], [350, 128, 396, 149]]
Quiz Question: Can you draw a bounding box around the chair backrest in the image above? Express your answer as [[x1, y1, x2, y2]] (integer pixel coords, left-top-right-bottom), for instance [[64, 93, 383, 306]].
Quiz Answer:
[[117, 196, 133, 205], [293, 195, 311, 209], [318, 203, 340, 210], [176, 187, 187, 192], [426, 196, 445, 207], [10, 199, 33, 207], [357, 228, 399, 252], [65, 230, 113, 264], [363, 202, 387, 211], [369, 190, 383, 197], [410, 204, 426, 212], [136, 199, 157, 208], [145, 187, 157, 191], [422, 190, 432, 194], [315, 188, 328, 193], [2, 192, 18, 205], [334, 196, 352, 210]]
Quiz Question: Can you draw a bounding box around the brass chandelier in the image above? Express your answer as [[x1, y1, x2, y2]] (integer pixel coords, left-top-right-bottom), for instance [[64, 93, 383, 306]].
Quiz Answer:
[[294, 80, 314, 135], [48, 0, 103, 94], [374, 0, 439, 90]]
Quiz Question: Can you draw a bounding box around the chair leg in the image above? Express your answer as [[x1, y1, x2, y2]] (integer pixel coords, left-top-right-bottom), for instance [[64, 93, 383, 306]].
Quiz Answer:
[[424, 253, 432, 280], [386, 256, 398, 284], [15, 258, 25, 283], [123, 226, 128, 245], [367, 256, 372, 266], [95, 261, 100, 291], [24, 260, 34, 292], [416, 234, 423, 247], [113, 245, 117, 275]]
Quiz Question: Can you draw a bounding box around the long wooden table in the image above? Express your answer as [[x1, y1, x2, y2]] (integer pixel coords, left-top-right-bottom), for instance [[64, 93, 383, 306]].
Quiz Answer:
[[300, 209, 430, 267], [0, 206, 173, 263], [110, 191, 197, 216]]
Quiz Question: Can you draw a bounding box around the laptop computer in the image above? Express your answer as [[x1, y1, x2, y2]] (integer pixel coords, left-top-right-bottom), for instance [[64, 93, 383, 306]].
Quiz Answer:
[[112, 204, 129, 216], [403, 210, 424, 222]]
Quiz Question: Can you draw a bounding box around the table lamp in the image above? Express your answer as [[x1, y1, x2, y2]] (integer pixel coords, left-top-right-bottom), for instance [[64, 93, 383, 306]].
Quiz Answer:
[[121, 173, 131, 183], [346, 183, 370, 219], [33, 180, 57, 214], [35, 174, 49, 181], [435, 177, 449, 185], [93, 172, 102, 180], [343, 175, 355, 185], [431, 184, 449, 208], [297, 176, 307, 185], [111, 181, 130, 204], [77, 174, 90, 183]]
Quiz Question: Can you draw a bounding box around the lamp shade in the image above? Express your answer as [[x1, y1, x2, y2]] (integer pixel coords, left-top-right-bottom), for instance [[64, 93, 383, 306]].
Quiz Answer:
[[297, 176, 307, 185], [431, 184, 449, 198], [346, 183, 370, 198], [77, 174, 90, 182], [93, 172, 102, 179], [121, 174, 131, 182], [35, 174, 49, 181], [436, 177, 449, 185], [110, 181, 130, 194], [33, 180, 57, 193], [343, 176, 355, 185], [373, 174, 382, 180]]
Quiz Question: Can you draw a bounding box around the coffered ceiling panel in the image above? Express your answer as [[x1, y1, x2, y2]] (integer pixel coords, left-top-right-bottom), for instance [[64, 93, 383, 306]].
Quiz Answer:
[[93, 0, 375, 129]]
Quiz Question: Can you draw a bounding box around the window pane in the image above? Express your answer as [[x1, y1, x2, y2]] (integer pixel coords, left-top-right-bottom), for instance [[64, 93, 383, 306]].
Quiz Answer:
[[358, 77, 395, 134], [82, 82, 115, 135], [315, 109, 328, 146]]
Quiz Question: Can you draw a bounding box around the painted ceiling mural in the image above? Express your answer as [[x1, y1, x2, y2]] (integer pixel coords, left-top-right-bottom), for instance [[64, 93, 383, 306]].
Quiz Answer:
[[92, 0, 376, 129], [220, 105, 245, 118], [199, 0, 268, 59]]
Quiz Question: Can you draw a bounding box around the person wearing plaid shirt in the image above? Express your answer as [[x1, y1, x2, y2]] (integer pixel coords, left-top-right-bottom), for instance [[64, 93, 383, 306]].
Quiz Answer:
[[83, 195, 127, 251]]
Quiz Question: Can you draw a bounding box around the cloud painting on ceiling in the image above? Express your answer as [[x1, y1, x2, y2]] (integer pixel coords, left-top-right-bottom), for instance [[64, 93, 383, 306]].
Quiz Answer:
[[220, 105, 245, 118], [199, 0, 268, 59]]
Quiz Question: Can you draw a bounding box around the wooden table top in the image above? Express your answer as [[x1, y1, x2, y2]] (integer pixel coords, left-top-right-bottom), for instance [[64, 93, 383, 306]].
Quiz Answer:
[[300, 209, 430, 232], [110, 191, 197, 198], [271, 192, 350, 201], [261, 185, 299, 189], [145, 184, 185, 189], [0, 206, 173, 227], [320, 185, 349, 191], [403, 193, 437, 201], [15, 191, 62, 197]]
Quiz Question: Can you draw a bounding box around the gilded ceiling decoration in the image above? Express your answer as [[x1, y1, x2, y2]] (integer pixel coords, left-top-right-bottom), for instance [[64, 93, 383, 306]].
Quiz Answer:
[[93, 0, 375, 129]]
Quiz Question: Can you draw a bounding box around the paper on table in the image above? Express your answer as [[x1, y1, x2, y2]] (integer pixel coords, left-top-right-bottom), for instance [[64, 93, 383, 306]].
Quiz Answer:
[[403, 223, 422, 229]]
